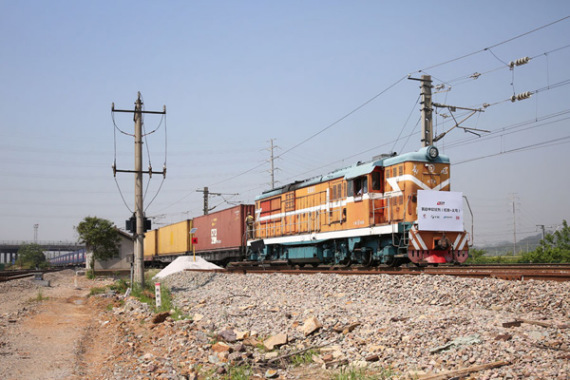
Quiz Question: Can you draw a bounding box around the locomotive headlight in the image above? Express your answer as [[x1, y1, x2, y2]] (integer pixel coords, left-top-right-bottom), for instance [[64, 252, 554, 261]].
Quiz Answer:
[[427, 146, 439, 160]]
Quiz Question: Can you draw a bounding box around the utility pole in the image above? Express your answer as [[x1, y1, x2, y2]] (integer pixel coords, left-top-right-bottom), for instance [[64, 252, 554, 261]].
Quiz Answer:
[[511, 193, 518, 255], [409, 74, 488, 147], [268, 138, 279, 189], [200, 187, 209, 215], [420, 75, 433, 147], [536, 224, 546, 240], [408, 75, 433, 147], [112, 92, 166, 288], [196, 187, 239, 215]]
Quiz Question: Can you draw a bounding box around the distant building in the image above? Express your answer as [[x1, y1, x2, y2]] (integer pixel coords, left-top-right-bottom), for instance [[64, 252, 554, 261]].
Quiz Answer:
[[86, 230, 133, 273]]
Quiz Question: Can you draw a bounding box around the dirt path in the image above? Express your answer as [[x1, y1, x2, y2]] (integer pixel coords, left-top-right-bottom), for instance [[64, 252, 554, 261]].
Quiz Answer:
[[0, 270, 115, 380]]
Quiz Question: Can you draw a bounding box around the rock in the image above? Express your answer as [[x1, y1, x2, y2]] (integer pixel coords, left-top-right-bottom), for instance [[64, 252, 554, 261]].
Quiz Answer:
[[265, 369, 279, 378], [264, 351, 279, 360], [365, 354, 379, 362], [217, 329, 237, 342], [235, 330, 249, 340], [151, 312, 170, 324], [212, 342, 231, 353], [302, 316, 323, 336], [495, 333, 513, 341], [264, 333, 288, 350]]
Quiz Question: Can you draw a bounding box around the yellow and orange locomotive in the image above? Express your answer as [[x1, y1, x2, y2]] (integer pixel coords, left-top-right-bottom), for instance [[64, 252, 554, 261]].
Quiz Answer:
[[249, 146, 470, 267]]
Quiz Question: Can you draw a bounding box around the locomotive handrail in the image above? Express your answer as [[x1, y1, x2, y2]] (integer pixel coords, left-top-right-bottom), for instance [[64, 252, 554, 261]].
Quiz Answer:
[[463, 195, 474, 247]]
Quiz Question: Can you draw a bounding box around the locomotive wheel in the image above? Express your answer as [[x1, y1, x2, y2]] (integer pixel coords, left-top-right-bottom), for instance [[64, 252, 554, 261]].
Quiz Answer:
[[362, 251, 373, 268], [385, 256, 401, 267]]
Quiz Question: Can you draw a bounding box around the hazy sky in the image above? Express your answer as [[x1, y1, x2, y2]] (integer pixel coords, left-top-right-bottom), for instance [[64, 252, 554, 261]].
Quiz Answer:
[[1, 1, 569, 247]]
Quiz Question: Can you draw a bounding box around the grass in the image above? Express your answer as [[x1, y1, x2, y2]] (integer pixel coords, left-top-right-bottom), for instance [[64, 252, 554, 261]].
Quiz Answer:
[[29, 289, 48, 302], [290, 349, 318, 366], [221, 364, 252, 380], [332, 367, 396, 380], [89, 286, 107, 296], [120, 270, 190, 320]]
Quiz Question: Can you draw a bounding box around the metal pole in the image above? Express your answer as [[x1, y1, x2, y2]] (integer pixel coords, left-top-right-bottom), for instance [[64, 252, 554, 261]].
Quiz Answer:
[[203, 186, 209, 215], [134, 92, 145, 288], [270, 139, 275, 189], [420, 75, 433, 147]]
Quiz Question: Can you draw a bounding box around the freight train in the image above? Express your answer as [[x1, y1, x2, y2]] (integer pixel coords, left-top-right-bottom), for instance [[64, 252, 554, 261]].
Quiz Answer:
[[144, 204, 254, 267], [50, 249, 86, 267], [144, 145, 471, 267]]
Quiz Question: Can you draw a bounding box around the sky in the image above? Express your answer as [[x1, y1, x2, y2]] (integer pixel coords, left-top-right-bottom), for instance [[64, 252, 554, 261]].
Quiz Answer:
[[1, 1, 569, 248]]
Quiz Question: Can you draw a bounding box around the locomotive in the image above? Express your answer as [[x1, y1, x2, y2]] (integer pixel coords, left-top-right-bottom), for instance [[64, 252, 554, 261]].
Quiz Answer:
[[144, 146, 470, 268], [248, 145, 470, 267]]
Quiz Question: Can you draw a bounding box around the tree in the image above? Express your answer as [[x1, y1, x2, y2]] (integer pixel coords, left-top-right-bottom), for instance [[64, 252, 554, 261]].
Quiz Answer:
[[75, 216, 120, 272], [17, 243, 46, 268], [521, 220, 570, 263]]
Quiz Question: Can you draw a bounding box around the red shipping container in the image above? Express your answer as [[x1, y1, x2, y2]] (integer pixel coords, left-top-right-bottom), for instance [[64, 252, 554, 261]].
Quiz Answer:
[[192, 204, 254, 254]]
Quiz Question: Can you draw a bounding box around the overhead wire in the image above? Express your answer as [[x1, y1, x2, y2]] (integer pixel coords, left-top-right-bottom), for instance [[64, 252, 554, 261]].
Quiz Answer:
[[158, 15, 570, 215], [415, 15, 570, 73]]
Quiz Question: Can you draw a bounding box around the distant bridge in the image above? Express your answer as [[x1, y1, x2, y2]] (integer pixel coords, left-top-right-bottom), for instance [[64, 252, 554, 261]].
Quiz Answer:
[[0, 241, 85, 265]]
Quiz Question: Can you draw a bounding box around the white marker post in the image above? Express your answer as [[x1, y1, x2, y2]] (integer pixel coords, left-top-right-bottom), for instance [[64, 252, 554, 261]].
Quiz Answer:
[[155, 282, 162, 309]]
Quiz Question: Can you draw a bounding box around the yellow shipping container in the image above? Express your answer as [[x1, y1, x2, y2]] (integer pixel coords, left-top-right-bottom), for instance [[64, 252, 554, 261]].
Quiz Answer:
[[157, 219, 192, 256], [144, 229, 157, 259]]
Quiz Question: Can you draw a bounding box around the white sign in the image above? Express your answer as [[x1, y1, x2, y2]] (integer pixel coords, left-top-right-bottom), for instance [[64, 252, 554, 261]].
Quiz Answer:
[[417, 190, 463, 232], [155, 282, 162, 308]]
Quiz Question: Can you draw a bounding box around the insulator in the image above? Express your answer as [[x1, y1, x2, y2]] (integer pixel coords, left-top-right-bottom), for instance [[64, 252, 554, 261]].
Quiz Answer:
[[511, 91, 532, 102], [509, 56, 531, 68], [470, 72, 481, 79]]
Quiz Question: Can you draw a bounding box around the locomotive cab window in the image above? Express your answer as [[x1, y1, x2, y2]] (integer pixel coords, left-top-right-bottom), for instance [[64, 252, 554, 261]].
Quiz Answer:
[[371, 170, 382, 192], [349, 176, 368, 198]]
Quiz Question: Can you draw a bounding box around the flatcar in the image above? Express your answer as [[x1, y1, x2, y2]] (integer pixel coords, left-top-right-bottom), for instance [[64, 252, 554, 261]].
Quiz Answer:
[[248, 146, 470, 267]]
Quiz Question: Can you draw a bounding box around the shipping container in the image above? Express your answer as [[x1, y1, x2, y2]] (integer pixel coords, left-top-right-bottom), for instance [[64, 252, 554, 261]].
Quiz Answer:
[[192, 204, 254, 264], [144, 229, 157, 260], [156, 219, 192, 256]]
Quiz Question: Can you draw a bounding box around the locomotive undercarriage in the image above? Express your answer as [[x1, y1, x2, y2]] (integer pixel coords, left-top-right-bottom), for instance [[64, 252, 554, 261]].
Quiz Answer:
[[249, 235, 413, 268], [248, 223, 467, 267]]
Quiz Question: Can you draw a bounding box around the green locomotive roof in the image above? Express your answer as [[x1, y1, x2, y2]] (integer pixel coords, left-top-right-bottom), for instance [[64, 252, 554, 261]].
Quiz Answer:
[[256, 147, 449, 200]]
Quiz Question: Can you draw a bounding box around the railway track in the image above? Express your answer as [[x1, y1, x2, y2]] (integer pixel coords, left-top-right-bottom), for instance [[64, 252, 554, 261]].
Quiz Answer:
[[192, 263, 570, 282], [0, 268, 64, 283]]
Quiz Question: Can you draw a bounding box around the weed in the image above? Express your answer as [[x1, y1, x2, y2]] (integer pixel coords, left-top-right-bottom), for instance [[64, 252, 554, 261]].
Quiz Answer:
[[290, 349, 318, 366], [29, 289, 48, 302], [89, 287, 107, 296], [221, 364, 252, 380], [332, 366, 396, 380]]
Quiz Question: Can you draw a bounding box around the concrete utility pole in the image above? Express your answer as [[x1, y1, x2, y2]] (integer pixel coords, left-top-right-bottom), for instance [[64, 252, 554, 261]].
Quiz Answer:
[[420, 75, 433, 147], [112, 92, 166, 288], [133, 95, 144, 287]]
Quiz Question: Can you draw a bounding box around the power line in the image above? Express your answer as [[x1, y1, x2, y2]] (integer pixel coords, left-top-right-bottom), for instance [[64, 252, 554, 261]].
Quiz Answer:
[[276, 75, 409, 160], [416, 15, 570, 73]]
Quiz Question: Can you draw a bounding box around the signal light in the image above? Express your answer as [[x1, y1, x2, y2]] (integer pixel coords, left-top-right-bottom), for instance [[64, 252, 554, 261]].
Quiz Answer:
[[511, 91, 532, 102]]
